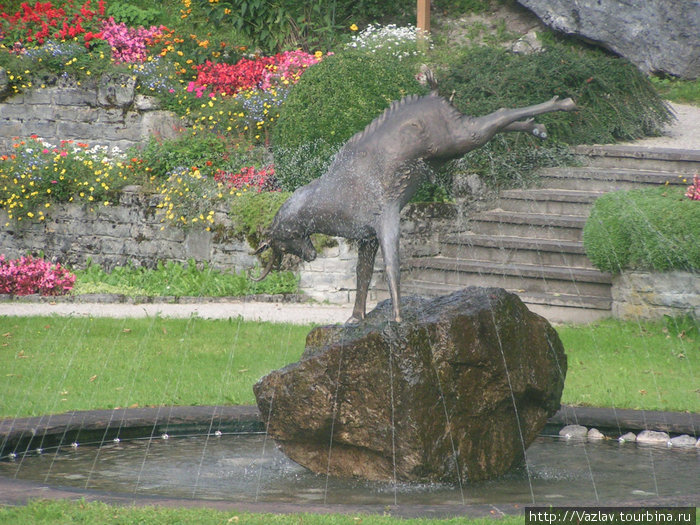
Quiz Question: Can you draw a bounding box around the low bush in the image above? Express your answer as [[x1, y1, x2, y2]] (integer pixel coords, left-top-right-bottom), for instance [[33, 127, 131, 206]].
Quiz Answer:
[[228, 191, 292, 249], [272, 47, 428, 190], [583, 186, 700, 273]]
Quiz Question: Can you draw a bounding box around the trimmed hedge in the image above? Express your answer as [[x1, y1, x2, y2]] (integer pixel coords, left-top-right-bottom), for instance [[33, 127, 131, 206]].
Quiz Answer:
[[583, 187, 700, 273], [271, 50, 428, 190]]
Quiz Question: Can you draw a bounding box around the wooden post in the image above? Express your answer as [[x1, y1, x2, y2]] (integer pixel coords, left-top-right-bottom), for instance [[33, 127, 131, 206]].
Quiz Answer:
[[417, 0, 430, 34]]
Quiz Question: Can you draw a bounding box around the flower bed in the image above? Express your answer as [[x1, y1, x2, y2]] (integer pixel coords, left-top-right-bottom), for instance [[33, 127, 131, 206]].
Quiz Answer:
[[0, 136, 135, 224], [0, 254, 75, 295]]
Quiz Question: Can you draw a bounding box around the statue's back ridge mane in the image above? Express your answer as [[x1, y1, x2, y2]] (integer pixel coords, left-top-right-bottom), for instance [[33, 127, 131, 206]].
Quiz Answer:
[[347, 92, 458, 146]]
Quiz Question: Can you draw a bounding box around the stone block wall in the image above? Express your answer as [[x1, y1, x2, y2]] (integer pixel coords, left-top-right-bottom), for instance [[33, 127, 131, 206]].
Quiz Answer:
[[612, 271, 700, 319], [0, 186, 454, 303], [0, 186, 258, 274], [0, 74, 183, 153]]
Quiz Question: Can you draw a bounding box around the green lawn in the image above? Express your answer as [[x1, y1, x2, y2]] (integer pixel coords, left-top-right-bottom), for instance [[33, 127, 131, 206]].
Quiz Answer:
[[1, 315, 697, 418], [557, 317, 699, 412], [1, 316, 308, 418], [0, 500, 524, 525]]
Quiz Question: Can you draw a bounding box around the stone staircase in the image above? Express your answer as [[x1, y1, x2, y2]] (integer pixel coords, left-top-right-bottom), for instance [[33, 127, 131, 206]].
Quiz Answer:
[[400, 145, 700, 323]]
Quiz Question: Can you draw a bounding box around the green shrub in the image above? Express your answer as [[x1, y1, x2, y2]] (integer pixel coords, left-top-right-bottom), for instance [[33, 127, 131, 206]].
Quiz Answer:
[[583, 187, 700, 273], [436, 44, 673, 188], [135, 134, 268, 181], [272, 50, 428, 190], [228, 191, 292, 248], [136, 134, 226, 180], [106, 2, 161, 27], [217, 0, 415, 53]]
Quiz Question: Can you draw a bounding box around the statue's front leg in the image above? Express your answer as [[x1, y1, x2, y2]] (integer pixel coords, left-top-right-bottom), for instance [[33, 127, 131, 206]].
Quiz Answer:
[[377, 210, 402, 323], [347, 238, 378, 324]]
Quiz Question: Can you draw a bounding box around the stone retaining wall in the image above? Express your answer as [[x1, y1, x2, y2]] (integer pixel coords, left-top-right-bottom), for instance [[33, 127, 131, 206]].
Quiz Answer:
[[0, 74, 182, 153], [0, 189, 455, 303], [612, 271, 700, 319], [0, 186, 258, 274]]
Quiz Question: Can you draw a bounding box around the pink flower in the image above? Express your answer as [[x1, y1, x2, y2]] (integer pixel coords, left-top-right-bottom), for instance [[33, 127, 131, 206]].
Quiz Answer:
[[0, 255, 76, 296], [685, 174, 700, 201]]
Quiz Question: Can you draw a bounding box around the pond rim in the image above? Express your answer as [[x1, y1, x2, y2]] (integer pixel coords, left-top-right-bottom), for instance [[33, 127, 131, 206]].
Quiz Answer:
[[0, 405, 698, 518]]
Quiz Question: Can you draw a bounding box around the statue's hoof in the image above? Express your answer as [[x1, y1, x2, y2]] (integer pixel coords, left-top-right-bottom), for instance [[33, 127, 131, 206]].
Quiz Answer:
[[561, 97, 577, 110]]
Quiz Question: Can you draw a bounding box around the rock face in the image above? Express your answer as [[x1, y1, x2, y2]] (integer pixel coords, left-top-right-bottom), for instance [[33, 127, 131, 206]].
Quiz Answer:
[[254, 287, 567, 482], [517, 0, 700, 79]]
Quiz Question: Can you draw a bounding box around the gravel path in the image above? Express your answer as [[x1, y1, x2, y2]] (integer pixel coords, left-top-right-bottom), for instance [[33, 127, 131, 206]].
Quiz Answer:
[[0, 300, 356, 324], [618, 102, 700, 150]]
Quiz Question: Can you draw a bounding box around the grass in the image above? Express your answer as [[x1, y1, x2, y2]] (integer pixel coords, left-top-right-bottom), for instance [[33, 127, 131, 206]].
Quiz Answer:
[[651, 76, 700, 105], [1, 316, 697, 419], [0, 500, 524, 525], [0, 316, 309, 418], [557, 317, 699, 412]]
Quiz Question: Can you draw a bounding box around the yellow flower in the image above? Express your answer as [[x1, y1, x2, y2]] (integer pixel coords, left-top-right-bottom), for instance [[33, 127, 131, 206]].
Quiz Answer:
[[350, 23, 359, 31]]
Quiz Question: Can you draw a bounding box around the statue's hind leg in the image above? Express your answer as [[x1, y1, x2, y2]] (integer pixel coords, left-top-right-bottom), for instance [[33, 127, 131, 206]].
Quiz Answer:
[[473, 96, 576, 139]]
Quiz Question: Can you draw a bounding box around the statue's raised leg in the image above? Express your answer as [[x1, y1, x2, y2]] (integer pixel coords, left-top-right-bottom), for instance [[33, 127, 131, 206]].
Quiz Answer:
[[503, 118, 548, 138], [471, 96, 576, 138]]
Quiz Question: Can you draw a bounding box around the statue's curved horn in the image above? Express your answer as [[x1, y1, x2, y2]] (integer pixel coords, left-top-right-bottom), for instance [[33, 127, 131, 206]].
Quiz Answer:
[[248, 249, 279, 282], [250, 241, 270, 256]]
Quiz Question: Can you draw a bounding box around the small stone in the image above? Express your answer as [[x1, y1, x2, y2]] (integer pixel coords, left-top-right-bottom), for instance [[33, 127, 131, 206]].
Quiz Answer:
[[134, 94, 160, 111], [587, 428, 605, 440], [636, 430, 671, 445], [559, 424, 588, 439], [618, 432, 637, 442], [670, 434, 698, 447]]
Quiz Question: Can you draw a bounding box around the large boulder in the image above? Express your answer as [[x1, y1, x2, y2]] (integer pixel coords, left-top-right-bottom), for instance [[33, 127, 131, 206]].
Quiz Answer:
[[254, 287, 566, 482], [517, 0, 700, 79]]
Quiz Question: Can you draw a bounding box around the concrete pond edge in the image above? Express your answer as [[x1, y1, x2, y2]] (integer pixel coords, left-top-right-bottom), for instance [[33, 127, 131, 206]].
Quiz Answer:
[[1, 405, 698, 517]]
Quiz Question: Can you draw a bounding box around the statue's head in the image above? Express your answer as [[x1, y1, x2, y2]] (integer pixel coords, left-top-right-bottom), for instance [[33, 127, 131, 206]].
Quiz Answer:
[[249, 232, 316, 281]]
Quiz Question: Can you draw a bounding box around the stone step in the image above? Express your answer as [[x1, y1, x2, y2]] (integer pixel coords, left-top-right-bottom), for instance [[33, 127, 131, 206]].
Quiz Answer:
[[573, 145, 700, 174], [404, 257, 612, 298], [497, 188, 604, 215], [537, 166, 689, 192], [441, 233, 594, 269], [468, 211, 587, 241], [398, 280, 612, 323]]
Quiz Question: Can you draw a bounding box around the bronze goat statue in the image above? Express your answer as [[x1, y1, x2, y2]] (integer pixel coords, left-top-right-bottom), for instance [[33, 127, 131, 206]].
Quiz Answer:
[[252, 92, 577, 323]]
